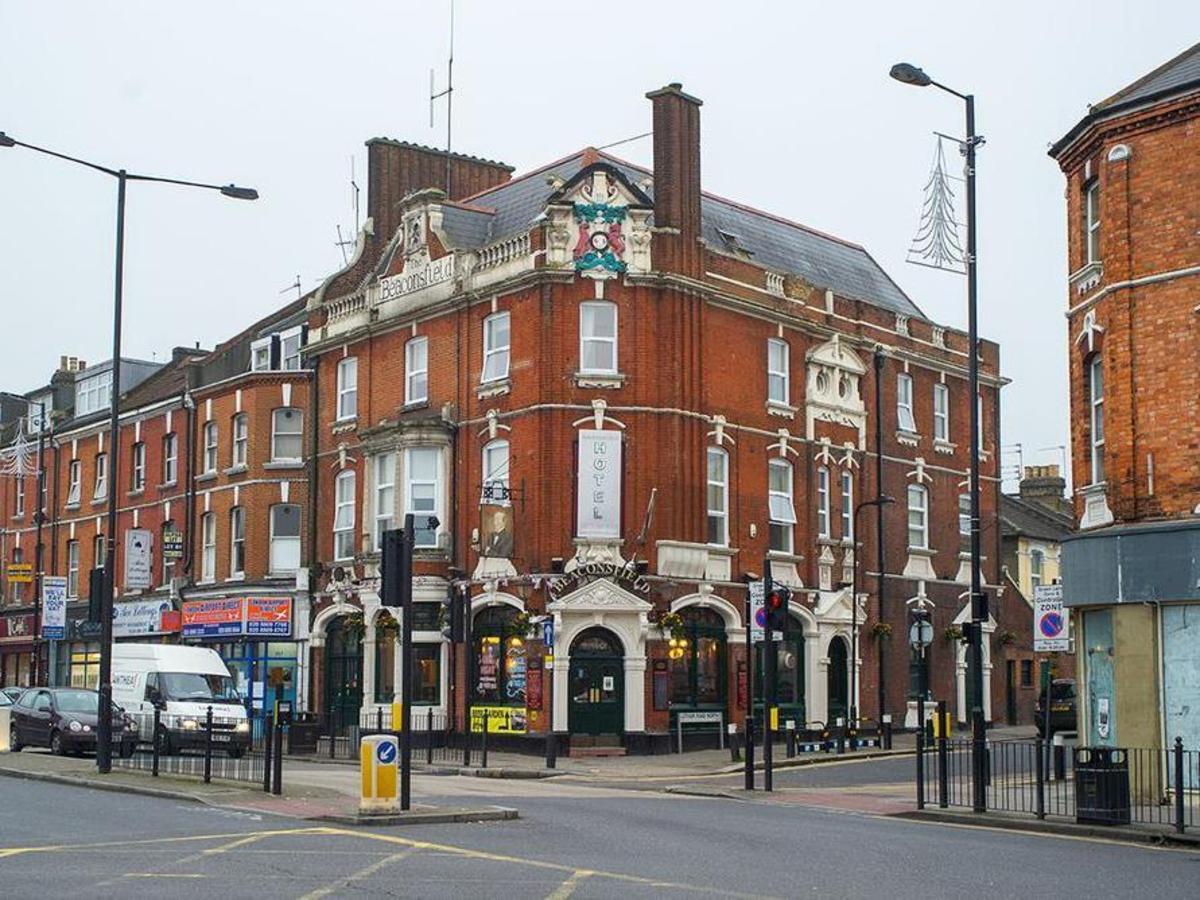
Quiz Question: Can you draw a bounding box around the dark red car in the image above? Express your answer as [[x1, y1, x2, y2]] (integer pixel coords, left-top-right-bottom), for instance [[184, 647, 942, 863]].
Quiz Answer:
[[9, 687, 138, 757]]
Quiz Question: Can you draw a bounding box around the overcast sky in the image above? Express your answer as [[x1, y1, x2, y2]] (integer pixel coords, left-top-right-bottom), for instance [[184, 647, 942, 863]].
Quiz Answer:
[[2, 2, 1193, 492]]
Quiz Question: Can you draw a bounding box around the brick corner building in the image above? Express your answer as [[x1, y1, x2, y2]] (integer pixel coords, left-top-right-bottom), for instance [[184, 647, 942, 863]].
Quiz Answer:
[[1050, 41, 1200, 751]]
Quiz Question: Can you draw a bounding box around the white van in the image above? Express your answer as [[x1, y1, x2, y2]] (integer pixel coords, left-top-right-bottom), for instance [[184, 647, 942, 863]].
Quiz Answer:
[[111, 644, 251, 757]]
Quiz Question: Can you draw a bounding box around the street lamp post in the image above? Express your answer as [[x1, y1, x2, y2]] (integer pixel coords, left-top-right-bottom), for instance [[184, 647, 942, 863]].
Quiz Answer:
[[850, 495, 894, 738], [888, 63, 988, 812], [1, 132, 256, 773]]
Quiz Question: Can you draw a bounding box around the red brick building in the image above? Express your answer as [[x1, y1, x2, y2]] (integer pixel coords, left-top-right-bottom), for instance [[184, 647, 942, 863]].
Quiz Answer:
[[303, 82, 1009, 750], [1053, 42, 1200, 751]]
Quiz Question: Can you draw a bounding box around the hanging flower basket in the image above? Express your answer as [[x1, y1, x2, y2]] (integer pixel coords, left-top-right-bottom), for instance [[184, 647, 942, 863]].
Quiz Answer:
[[657, 611, 685, 641], [944, 625, 963, 643], [871, 622, 893, 640]]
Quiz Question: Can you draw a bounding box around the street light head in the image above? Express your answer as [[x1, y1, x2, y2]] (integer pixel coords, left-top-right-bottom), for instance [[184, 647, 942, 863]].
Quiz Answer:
[[889, 63, 932, 87], [220, 184, 259, 201], [0, 132, 15, 148]]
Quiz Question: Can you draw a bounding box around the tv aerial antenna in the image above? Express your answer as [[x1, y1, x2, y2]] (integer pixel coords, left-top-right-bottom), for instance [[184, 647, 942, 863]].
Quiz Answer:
[[280, 275, 302, 300], [429, 0, 455, 197], [334, 156, 361, 264]]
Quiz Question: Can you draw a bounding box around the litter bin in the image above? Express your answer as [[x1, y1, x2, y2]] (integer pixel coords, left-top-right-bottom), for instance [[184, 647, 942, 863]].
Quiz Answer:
[[287, 712, 320, 755], [1073, 746, 1131, 825]]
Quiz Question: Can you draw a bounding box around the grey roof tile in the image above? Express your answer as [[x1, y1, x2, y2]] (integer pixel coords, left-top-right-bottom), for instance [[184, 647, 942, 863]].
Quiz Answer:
[[1095, 41, 1200, 111]]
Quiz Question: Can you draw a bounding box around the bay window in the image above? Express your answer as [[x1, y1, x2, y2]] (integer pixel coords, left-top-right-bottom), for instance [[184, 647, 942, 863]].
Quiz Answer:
[[405, 448, 441, 548], [373, 453, 396, 550]]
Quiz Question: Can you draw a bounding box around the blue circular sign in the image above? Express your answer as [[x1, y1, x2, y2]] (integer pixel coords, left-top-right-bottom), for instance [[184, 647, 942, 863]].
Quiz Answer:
[[376, 740, 397, 764], [754, 607, 769, 628], [1039, 612, 1064, 638]]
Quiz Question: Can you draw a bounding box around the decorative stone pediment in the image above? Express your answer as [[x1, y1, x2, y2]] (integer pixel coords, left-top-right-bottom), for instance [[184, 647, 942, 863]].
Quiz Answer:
[[813, 586, 866, 626], [547, 578, 653, 615], [544, 163, 653, 278], [805, 335, 867, 448]]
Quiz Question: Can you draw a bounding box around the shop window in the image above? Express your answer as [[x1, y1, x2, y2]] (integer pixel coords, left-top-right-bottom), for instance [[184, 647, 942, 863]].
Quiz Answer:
[[333, 470, 356, 560], [481, 312, 510, 383], [202, 422, 218, 473], [767, 338, 789, 405], [270, 504, 301, 573], [271, 408, 303, 462], [405, 337, 428, 405], [162, 433, 178, 484], [667, 608, 726, 707], [336, 357, 358, 421], [706, 447, 728, 546], [580, 301, 618, 374], [232, 414, 248, 467], [472, 606, 526, 706], [69, 644, 101, 689], [768, 458, 796, 553], [131, 441, 146, 491]]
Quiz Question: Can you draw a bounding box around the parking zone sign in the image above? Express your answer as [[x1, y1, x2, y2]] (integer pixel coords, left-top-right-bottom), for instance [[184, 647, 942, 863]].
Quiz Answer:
[[1033, 584, 1069, 652]]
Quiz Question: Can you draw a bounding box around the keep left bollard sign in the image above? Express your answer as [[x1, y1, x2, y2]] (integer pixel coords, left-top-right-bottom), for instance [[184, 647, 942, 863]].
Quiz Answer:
[[360, 734, 399, 814]]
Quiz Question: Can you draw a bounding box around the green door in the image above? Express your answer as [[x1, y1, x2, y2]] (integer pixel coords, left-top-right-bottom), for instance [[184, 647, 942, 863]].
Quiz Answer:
[[568, 628, 623, 735], [325, 616, 363, 731]]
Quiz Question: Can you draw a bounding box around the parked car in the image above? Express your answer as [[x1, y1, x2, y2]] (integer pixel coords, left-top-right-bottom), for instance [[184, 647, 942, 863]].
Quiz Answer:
[[112, 644, 250, 758], [8, 687, 138, 757], [1035, 678, 1078, 737], [2, 686, 26, 704], [0, 692, 11, 708]]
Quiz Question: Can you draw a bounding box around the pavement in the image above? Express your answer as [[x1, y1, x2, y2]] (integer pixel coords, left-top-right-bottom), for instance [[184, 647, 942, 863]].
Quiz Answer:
[[2, 766, 1199, 899]]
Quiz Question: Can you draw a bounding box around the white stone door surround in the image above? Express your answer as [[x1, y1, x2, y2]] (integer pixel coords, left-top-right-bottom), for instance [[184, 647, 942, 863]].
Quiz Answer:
[[547, 578, 652, 734]]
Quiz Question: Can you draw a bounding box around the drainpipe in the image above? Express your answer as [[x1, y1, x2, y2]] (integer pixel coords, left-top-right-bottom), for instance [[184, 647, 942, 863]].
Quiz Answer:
[[182, 388, 197, 576], [874, 348, 888, 722]]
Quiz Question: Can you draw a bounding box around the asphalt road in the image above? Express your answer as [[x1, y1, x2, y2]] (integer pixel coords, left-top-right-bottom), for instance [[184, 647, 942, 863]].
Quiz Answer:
[[2, 776, 1199, 898]]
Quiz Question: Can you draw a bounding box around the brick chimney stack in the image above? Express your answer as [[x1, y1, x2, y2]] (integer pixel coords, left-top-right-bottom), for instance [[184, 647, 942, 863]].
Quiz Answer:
[[1019, 464, 1070, 515], [364, 140, 514, 249], [646, 83, 703, 277]]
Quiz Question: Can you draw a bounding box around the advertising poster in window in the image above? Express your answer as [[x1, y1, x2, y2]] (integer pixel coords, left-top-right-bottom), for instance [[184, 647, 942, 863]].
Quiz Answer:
[[182, 597, 243, 638], [480, 504, 514, 558], [505, 639, 527, 703], [246, 597, 293, 636], [113, 599, 176, 638], [576, 429, 621, 539], [470, 705, 527, 734], [477, 636, 500, 695]]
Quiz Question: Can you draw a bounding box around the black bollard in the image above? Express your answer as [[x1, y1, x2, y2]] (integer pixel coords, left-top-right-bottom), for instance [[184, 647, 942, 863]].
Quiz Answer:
[[203, 706, 214, 784]]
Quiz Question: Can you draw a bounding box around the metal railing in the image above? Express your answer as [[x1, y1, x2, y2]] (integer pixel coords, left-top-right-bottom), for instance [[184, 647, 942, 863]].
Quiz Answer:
[[917, 732, 1199, 834]]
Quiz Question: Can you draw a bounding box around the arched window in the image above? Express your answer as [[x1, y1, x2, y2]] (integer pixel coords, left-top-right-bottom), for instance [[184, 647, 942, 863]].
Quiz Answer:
[[472, 605, 526, 706], [668, 607, 727, 707]]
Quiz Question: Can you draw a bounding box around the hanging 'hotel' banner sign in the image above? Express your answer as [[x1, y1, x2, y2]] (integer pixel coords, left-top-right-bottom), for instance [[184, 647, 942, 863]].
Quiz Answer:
[[576, 429, 622, 539]]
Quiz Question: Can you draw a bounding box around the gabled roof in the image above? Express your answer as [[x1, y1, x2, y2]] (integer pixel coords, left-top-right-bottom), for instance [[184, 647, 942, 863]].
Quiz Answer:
[[1050, 41, 1200, 158], [442, 149, 924, 319], [1000, 493, 1075, 544]]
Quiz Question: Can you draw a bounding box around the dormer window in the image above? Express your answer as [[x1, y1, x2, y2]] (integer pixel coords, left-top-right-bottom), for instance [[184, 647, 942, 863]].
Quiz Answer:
[[717, 229, 752, 258], [75, 370, 112, 417], [250, 325, 305, 372]]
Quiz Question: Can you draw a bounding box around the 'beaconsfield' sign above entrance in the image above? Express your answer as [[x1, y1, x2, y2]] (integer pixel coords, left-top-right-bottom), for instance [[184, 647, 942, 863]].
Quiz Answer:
[[378, 254, 454, 303]]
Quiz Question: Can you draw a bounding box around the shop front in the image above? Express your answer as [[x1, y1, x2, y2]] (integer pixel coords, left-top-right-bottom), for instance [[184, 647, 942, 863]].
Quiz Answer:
[[181, 595, 300, 724], [0, 612, 35, 688], [54, 616, 102, 689]]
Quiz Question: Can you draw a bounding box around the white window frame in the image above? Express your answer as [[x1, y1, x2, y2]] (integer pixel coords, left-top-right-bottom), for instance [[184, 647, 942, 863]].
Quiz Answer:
[[333, 470, 356, 560], [271, 408, 303, 462], [93, 453, 108, 500], [933, 383, 950, 442], [404, 447, 442, 549], [203, 421, 218, 473], [482, 439, 510, 505], [841, 470, 853, 541], [201, 512, 216, 582], [163, 434, 178, 485], [768, 458, 796, 553], [373, 453, 396, 551], [816, 466, 831, 538], [74, 370, 112, 417], [1030, 548, 1045, 589], [232, 414, 248, 467], [131, 442, 146, 491], [481, 312, 510, 384], [269, 504, 302, 574], [93, 534, 105, 572], [14, 476, 24, 517], [1085, 180, 1100, 265], [897, 373, 916, 433], [767, 338, 790, 405], [250, 337, 272, 372], [336, 357, 358, 421], [907, 484, 929, 550], [66, 540, 79, 598], [230, 507, 245, 577], [706, 447, 728, 547], [579, 301, 618, 375], [67, 459, 81, 505], [959, 493, 971, 539], [280, 326, 303, 371], [405, 337, 429, 405], [1089, 356, 1105, 484]]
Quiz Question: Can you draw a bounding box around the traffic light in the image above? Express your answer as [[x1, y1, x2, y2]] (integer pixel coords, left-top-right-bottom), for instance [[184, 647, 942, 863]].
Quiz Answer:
[[87, 567, 109, 624], [766, 585, 791, 632], [441, 585, 464, 642], [380, 528, 402, 608]]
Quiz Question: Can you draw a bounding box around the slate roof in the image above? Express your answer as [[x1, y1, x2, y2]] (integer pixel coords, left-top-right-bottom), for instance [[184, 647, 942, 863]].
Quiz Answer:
[[444, 149, 924, 319], [1000, 493, 1075, 544], [1051, 41, 1200, 157]]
